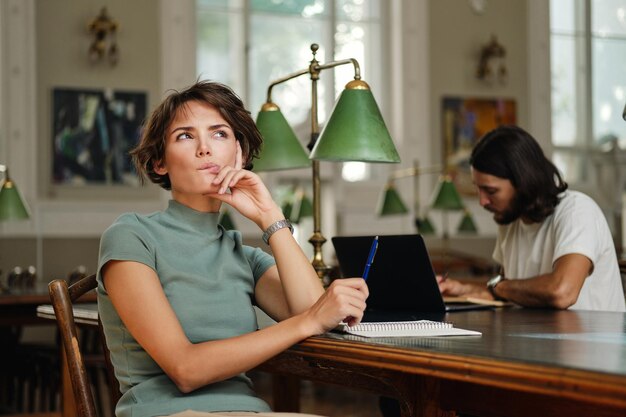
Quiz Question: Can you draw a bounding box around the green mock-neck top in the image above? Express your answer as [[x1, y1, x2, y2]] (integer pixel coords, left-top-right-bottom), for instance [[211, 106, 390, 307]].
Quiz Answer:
[[97, 200, 275, 417]]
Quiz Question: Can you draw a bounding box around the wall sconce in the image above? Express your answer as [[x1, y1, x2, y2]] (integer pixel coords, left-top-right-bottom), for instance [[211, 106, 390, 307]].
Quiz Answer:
[[87, 7, 119, 66], [476, 35, 506, 83]]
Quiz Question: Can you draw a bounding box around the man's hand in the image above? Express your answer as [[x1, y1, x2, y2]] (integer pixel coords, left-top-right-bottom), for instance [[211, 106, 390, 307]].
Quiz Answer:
[[437, 275, 494, 300]]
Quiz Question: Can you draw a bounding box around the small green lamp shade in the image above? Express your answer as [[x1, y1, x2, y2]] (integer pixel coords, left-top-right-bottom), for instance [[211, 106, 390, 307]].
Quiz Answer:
[[254, 103, 311, 171], [219, 209, 236, 230], [457, 209, 478, 234], [431, 176, 464, 211], [0, 179, 30, 221], [377, 183, 409, 216], [281, 200, 294, 221], [310, 80, 401, 163], [291, 191, 313, 224], [415, 216, 436, 235]]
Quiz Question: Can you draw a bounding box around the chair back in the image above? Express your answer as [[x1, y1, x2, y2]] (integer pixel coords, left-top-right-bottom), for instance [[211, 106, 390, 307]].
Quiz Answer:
[[49, 273, 119, 417]]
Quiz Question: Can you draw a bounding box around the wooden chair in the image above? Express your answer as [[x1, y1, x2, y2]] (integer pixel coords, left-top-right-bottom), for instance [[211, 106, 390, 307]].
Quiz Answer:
[[49, 274, 120, 417]]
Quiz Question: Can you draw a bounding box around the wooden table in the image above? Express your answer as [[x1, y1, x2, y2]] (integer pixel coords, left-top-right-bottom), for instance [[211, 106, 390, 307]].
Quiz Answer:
[[0, 283, 96, 325], [259, 308, 626, 417], [33, 302, 626, 417]]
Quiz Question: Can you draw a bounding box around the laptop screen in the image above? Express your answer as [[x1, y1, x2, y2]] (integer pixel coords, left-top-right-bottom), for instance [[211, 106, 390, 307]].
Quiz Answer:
[[331, 234, 446, 314]]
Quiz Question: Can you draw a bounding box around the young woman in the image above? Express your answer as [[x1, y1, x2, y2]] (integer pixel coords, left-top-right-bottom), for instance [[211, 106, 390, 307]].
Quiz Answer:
[[97, 81, 368, 417]]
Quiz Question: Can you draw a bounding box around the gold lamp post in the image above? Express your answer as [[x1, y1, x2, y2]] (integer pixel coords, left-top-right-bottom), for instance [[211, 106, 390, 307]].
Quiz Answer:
[[378, 160, 440, 234], [430, 175, 467, 272], [255, 43, 400, 281]]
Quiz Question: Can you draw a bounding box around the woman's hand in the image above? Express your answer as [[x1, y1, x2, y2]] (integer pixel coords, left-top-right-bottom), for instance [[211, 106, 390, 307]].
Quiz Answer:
[[208, 142, 282, 228], [300, 278, 369, 335]]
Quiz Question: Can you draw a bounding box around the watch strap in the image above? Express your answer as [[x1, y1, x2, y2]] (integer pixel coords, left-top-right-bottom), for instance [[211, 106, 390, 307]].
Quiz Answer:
[[262, 219, 293, 245], [486, 274, 506, 301]]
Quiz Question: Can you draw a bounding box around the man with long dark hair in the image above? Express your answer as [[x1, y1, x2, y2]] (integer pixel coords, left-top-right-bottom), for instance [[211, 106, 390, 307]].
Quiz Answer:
[[439, 125, 625, 311]]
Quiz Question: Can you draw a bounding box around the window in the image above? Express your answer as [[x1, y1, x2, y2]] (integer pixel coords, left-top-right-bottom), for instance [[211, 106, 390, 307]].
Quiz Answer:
[[196, 0, 385, 182], [550, 0, 626, 183]]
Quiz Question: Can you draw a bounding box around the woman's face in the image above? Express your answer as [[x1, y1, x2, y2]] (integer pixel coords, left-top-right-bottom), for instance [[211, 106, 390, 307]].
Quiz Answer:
[[154, 100, 238, 210]]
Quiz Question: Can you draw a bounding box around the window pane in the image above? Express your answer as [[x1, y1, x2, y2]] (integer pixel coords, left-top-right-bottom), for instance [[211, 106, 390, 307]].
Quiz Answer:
[[592, 0, 626, 37], [251, 0, 328, 16], [337, 0, 381, 21], [334, 22, 366, 92], [551, 0, 584, 34], [551, 35, 580, 146], [552, 150, 585, 183], [197, 0, 241, 8], [249, 15, 330, 128], [197, 6, 243, 90], [592, 37, 626, 146]]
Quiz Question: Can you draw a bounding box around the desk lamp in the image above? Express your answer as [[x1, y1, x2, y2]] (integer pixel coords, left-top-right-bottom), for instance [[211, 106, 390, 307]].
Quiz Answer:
[[0, 164, 30, 292], [457, 208, 478, 233], [255, 43, 400, 280], [0, 164, 30, 221], [378, 160, 440, 235]]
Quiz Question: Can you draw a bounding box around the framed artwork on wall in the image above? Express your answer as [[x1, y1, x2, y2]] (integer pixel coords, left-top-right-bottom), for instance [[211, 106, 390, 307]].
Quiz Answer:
[[441, 96, 517, 195], [52, 87, 147, 186]]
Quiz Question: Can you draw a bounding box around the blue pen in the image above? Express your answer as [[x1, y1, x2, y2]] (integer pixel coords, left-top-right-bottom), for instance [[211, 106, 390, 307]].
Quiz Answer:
[[362, 236, 379, 281]]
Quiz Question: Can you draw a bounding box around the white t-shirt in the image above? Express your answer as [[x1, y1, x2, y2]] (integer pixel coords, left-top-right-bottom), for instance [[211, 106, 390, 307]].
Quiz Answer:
[[493, 190, 626, 312]]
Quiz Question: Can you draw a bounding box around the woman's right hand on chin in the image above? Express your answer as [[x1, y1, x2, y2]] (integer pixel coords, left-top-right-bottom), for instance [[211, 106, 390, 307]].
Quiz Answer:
[[301, 278, 369, 335]]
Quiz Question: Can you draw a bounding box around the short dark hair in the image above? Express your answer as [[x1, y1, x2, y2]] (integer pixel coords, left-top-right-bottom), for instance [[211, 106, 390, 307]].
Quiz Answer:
[[130, 80, 263, 190], [470, 125, 568, 223]]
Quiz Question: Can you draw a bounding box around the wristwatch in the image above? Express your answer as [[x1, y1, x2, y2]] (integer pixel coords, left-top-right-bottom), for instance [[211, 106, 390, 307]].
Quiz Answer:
[[486, 274, 506, 300], [262, 219, 293, 244]]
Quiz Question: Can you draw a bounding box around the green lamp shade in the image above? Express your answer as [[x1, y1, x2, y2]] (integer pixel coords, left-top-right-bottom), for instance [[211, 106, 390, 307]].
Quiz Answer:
[[254, 104, 311, 171], [431, 177, 464, 210], [281, 200, 294, 221], [0, 180, 30, 221], [291, 192, 313, 224], [310, 80, 401, 163], [457, 210, 478, 234], [219, 210, 236, 230], [415, 215, 436, 235], [377, 183, 409, 216]]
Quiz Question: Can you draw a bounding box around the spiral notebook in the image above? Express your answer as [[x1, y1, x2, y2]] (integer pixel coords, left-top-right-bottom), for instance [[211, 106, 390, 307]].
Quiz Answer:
[[336, 320, 481, 338]]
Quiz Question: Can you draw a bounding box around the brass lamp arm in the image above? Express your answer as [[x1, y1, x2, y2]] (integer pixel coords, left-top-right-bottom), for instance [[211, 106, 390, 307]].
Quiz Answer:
[[264, 58, 361, 103], [265, 68, 310, 103], [389, 165, 441, 181], [314, 58, 361, 79]]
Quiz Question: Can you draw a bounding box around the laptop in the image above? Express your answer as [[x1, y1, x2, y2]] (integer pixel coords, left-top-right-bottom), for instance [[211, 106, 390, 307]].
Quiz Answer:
[[331, 234, 492, 322]]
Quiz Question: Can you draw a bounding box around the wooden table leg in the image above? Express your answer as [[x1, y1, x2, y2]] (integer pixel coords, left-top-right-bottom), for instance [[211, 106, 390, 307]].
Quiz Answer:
[[397, 375, 455, 417], [271, 375, 300, 412]]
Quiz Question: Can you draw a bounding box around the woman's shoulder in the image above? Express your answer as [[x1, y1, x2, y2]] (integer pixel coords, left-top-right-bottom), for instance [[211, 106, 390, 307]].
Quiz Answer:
[[103, 211, 161, 238]]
